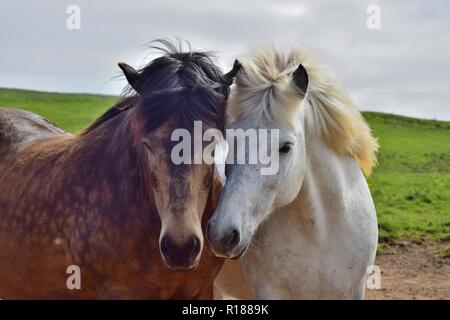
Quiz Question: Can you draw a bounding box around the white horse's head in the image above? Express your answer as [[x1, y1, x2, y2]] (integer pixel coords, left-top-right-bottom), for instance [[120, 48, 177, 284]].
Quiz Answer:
[[207, 47, 378, 258], [207, 49, 310, 258]]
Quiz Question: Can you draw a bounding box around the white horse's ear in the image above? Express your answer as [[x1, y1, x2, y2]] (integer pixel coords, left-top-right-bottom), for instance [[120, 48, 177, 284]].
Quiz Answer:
[[292, 64, 309, 96], [214, 138, 229, 186]]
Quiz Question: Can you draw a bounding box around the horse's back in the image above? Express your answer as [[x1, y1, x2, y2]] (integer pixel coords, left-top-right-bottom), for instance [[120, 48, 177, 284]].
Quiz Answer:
[[0, 107, 68, 160]]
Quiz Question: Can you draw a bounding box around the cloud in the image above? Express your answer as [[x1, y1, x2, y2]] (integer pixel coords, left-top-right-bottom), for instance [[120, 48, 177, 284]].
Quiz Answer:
[[0, 0, 449, 120]]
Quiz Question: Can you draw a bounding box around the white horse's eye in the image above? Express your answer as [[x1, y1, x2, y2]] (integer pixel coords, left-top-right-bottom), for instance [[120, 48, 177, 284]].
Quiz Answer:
[[279, 143, 293, 154]]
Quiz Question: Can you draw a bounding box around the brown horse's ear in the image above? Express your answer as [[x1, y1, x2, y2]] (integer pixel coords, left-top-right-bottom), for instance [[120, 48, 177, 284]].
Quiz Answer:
[[224, 59, 242, 86], [118, 62, 141, 93], [292, 64, 309, 96]]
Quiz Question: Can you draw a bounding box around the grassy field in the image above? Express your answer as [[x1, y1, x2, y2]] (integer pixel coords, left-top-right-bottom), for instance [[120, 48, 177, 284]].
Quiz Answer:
[[0, 88, 118, 133], [1, 88, 449, 244], [364, 113, 450, 243]]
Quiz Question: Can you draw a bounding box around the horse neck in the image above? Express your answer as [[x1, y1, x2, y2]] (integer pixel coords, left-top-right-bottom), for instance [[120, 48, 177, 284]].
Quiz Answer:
[[76, 112, 132, 168], [70, 111, 153, 213], [290, 105, 365, 241]]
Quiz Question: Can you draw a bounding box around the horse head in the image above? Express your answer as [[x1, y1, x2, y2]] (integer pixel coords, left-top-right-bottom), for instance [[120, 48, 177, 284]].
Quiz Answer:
[[117, 40, 237, 270]]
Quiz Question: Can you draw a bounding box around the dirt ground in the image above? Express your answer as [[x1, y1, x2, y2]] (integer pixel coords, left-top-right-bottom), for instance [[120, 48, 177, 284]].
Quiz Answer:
[[365, 242, 450, 300]]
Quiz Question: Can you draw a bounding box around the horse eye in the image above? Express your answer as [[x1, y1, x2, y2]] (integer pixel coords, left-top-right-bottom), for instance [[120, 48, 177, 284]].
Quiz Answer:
[[279, 143, 292, 154]]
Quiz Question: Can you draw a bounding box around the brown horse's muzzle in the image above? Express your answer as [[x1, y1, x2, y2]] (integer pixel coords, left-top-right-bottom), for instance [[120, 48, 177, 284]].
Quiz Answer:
[[159, 234, 202, 270]]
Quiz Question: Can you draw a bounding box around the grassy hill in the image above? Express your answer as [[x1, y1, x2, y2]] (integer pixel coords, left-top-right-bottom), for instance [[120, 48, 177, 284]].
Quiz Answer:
[[364, 113, 450, 243], [1, 88, 449, 244], [0, 88, 117, 133]]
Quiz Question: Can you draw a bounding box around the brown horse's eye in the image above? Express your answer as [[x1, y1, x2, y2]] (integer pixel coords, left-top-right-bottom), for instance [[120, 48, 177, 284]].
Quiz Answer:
[[279, 143, 293, 154]]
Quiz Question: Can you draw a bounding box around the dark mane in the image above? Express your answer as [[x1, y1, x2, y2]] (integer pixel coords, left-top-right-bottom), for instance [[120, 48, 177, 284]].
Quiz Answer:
[[83, 96, 136, 134], [83, 39, 228, 135]]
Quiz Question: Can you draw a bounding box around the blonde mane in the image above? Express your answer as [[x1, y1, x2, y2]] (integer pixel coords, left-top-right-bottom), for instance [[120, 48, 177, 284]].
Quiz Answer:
[[227, 47, 378, 175]]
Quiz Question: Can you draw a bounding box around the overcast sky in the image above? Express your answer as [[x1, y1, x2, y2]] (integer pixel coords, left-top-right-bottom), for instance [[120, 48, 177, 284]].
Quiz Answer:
[[0, 0, 449, 120]]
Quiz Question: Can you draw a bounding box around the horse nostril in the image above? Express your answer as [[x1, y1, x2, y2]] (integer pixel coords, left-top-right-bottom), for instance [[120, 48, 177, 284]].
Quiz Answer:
[[228, 229, 240, 249], [160, 235, 172, 255], [160, 235, 201, 267], [188, 236, 201, 257]]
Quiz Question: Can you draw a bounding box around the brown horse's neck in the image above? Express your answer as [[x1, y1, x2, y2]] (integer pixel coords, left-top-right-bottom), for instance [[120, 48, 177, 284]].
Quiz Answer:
[[65, 108, 154, 219], [75, 110, 137, 173]]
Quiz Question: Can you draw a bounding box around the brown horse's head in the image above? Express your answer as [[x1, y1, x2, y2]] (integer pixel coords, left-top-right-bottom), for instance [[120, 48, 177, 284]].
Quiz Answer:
[[112, 40, 238, 270]]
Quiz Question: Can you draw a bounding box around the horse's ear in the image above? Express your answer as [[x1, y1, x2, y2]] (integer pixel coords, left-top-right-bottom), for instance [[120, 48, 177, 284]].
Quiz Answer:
[[118, 62, 140, 93], [292, 64, 309, 96], [224, 59, 242, 86]]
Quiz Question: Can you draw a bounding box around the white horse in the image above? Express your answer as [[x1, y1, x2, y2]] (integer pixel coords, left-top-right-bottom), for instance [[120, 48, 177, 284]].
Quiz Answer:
[[207, 47, 379, 299]]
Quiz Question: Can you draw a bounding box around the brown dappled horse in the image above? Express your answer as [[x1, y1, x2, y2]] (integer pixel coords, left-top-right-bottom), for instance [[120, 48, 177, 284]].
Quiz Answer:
[[0, 40, 240, 299]]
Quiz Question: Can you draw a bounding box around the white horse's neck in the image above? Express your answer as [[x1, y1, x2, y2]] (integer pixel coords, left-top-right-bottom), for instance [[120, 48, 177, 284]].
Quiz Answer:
[[284, 104, 369, 244], [297, 139, 354, 241], [238, 105, 377, 299]]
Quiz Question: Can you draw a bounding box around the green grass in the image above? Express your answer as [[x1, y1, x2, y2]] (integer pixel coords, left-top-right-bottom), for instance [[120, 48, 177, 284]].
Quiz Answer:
[[0, 88, 449, 242], [364, 112, 450, 242], [0, 88, 118, 133]]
